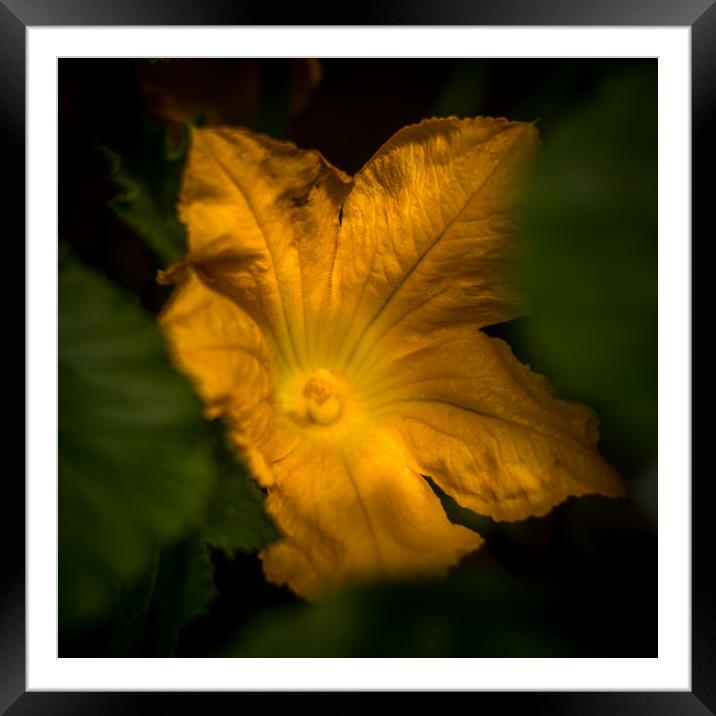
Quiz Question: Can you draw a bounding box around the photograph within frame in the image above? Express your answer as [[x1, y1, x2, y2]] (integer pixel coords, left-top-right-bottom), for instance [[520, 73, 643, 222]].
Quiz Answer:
[[56, 55, 658, 662]]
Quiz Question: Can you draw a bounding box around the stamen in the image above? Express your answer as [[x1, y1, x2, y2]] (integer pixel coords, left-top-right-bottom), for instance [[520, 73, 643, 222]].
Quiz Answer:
[[296, 369, 343, 426]]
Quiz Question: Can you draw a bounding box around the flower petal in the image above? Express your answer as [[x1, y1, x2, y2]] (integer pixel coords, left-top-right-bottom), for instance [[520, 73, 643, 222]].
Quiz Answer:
[[177, 127, 353, 371], [258, 431, 482, 599], [373, 326, 626, 522], [329, 117, 538, 374], [158, 265, 272, 422]]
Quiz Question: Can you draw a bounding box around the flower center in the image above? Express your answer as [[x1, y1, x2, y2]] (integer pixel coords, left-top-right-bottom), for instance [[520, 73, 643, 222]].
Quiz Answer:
[[300, 369, 343, 426]]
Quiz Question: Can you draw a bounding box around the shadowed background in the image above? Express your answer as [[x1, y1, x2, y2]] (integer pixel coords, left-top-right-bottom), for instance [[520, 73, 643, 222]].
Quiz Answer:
[[58, 58, 656, 657]]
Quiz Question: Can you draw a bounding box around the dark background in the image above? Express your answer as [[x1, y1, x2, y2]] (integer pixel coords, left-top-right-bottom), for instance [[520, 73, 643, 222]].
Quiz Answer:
[[58, 58, 657, 658]]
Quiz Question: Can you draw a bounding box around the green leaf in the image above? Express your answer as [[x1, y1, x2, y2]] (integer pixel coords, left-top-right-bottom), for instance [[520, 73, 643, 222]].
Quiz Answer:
[[103, 121, 188, 265], [519, 64, 657, 461], [106, 537, 217, 657], [219, 566, 567, 657], [202, 421, 281, 554], [59, 250, 216, 630]]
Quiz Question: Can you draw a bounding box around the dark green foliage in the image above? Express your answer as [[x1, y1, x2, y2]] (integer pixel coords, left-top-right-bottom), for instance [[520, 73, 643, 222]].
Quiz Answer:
[[59, 250, 216, 629], [519, 65, 657, 460], [104, 122, 188, 265], [202, 422, 282, 554], [222, 566, 568, 657], [106, 538, 217, 657]]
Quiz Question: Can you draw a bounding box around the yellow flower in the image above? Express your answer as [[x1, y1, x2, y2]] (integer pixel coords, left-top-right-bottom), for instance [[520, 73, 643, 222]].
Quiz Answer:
[[158, 117, 626, 598]]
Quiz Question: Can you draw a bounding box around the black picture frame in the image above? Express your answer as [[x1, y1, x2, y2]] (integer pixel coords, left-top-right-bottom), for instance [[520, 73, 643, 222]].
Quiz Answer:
[[6, 1, 707, 712]]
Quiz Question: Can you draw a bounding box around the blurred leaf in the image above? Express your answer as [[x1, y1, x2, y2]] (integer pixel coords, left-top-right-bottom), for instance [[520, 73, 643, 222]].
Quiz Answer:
[[106, 537, 216, 656], [59, 249, 216, 629], [102, 426, 281, 656], [202, 421, 281, 554], [519, 64, 657, 461], [220, 566, 567, 657], [103, 121, 188, 265]]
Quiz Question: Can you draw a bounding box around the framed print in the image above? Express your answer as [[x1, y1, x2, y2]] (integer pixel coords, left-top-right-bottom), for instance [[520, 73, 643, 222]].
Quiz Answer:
[[7, 0, 708, 712]]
